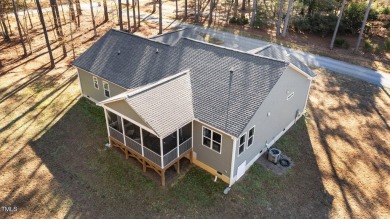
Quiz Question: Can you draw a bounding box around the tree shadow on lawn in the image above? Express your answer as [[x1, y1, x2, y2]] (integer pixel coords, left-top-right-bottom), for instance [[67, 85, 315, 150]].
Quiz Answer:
[[305, 68, 390, 218], [25, 97, 333, 218]]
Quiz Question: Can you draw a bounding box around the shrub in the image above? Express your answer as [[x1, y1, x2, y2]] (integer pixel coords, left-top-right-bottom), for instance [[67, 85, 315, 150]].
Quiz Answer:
[[384, 38, 390, 52], [292, 13, 339, 36], [334, 38, 350, 49], [229, 16, 248, 25], [343, 2, 379, 34], [253, 9, 268, 29], [382, 7, 390, 15], [363, 39, 380, 54], [229, 16, 237, 24]]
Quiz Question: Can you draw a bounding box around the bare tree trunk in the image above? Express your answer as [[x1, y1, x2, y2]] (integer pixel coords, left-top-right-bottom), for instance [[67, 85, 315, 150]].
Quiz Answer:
[[59, 0, 67, 24], [209, 0, 213, 23], [276, 0, 284, 36], [250, 0, 257, 28], [175, 0, 178, 19], [36, 0, 55, 67], [11, 0, 27, 56], [1, 16, 10, 41], [103, 0, 109, 22], [132, 0, 136, 31], [235, 0, 238, 6], [23, 0, 33, 29], [153, 0, 156, 13], [119, 0, 123, 30], [75, 0, 82, 15], [281, 0, 292, 37], [330, 0, 346, 49], [68, 0, 75, 60], [58, 0, 67, 57], [242, 0, 245, 11], [126, 0, 131, 32], [158, 0, 162, 34], [22, 2, 32, 54], [89, 0, 97, 36], [355, 0, 372, 52], [50, 0, 63, 37], [5, 12, 12, 35], [69, 0, 76, 21], [194, 0, 197, 21], [137, 0, 140, 27], [184, 0, 187, 18]]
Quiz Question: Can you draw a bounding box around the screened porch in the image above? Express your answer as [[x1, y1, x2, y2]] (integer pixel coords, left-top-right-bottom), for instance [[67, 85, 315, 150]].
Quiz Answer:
[[106, 110, 192, 169]]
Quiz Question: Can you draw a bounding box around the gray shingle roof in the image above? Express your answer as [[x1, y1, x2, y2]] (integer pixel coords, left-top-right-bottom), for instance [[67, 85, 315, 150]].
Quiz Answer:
[[73, 29, 290, 137], [256, 45, 316, 78], [126, 72, 194, 138], [149, 28, 204, 45]]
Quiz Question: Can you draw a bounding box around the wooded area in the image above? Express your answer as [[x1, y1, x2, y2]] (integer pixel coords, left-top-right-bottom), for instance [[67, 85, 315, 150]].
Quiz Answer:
[[0, 0, 389, 69]]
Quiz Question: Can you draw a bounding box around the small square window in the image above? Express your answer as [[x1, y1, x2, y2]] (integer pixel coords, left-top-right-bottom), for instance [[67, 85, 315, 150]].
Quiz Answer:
[[240, 135, 246, 145], [248, 137, 253, 146], [93, 77, 99, 89], [239, 145, 244, 154], [213, 132, 221, 143], [203, 128, 211, 138], [103, 81, 110, 97], [202, 126, 222, 153], [203, 137, 211, 147], [249, 127, 254, 137], [212, 142, 221, 153]]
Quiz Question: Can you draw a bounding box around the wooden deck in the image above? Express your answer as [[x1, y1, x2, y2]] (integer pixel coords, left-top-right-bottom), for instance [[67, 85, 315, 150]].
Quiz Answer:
[[109, 137, 192, 187]]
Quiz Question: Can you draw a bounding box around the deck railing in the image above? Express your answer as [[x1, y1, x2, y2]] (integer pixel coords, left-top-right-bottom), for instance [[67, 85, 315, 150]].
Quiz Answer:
[[109, 127, 124, 144], [163, 148, 178, 166], [125, 136, 142, 155], [179, 138, 192, 155], [143, 147, 161, 167]]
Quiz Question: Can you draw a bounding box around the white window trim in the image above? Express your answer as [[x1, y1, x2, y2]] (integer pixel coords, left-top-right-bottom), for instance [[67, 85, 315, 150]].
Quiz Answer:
[[238, 133, 246, 156], [287, 92, 295, 100], [103, 81, 110, 97], [93, 76, 99, 90], [247, 126, 255, 148], [202, 126, 222, 154]]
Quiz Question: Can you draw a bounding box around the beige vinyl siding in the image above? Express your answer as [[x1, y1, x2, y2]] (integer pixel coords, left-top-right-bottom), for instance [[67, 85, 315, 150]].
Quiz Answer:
[[105, 100, 152, 130], [77, 68, 127, 102], [192, 120, 234, 178], [233, 66, 311, 176]]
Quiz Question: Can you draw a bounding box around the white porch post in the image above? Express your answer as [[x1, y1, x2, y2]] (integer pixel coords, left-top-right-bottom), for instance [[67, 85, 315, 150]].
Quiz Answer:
[[160, 138, 164, 168], [104, 109, 111, 142], [140, 127, 144, 156], [176, 128, 180, 157], [121, 117, 126, 144]]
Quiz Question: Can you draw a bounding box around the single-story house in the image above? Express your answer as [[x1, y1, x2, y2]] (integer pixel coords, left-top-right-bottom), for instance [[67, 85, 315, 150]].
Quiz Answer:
[[72, 28, 316, 186]]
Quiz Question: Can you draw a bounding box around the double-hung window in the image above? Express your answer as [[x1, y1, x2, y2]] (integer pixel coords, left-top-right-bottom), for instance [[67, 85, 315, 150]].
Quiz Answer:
[[202, 127, 222, 153], [93, 77, 99, 89], [239, 134, 246, 155], [103, 81, 110, 97], [247, 127, 255, 148]]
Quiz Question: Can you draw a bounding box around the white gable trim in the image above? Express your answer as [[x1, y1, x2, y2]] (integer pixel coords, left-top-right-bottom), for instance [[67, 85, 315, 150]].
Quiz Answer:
[[247, 45, 271, 54], [97, 69, 191, 106], [288, 63, 314, 80]]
